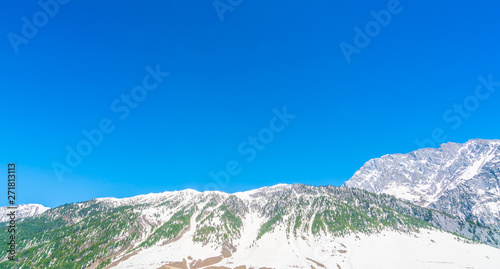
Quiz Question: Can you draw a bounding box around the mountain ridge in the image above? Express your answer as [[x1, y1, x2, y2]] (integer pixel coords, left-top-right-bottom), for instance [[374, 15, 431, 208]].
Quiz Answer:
[[2, 184, 500, 268]]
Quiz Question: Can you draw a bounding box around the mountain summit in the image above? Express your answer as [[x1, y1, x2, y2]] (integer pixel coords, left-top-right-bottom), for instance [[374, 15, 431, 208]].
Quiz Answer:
[[0, 204, 50, 222], [345, 139, 500, 226]]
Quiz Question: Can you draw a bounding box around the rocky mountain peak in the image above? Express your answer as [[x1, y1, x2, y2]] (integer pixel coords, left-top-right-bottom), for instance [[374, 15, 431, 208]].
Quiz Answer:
[[345, 139, 500, 226]]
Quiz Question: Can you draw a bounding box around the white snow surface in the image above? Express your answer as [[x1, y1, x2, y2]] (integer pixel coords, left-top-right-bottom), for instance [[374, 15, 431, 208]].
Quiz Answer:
[[110, 227, 500, 269]]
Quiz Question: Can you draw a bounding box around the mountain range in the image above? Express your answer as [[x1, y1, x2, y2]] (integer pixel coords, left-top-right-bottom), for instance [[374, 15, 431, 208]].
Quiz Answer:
[[1, 139, 500, 268]]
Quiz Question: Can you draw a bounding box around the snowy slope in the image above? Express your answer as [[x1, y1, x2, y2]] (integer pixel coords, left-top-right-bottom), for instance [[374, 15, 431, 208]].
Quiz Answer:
[[0, 204, 50, 222], [345, 139, 500, 226], [111, 228, 500, 269]]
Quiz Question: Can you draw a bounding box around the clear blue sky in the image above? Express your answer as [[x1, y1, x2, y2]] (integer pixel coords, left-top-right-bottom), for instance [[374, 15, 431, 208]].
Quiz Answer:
[[1, 0, 499, 207]]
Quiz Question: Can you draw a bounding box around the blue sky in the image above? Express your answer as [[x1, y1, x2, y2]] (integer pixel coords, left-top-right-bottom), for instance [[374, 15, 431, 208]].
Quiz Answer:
[[1, 0, 499, 207]]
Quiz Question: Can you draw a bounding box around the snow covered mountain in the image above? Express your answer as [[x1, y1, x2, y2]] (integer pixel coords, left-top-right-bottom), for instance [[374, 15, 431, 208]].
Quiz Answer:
[[0, 204, 50, 222], [345, 139, 500, 227], [2, 184, 499, 268]]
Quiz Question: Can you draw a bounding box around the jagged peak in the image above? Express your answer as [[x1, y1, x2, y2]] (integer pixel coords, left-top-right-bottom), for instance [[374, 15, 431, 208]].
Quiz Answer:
[[346, 138, 500, 227]]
